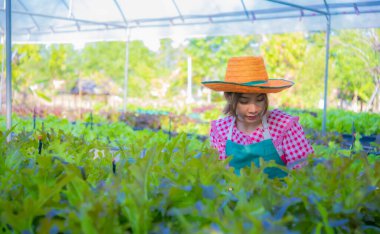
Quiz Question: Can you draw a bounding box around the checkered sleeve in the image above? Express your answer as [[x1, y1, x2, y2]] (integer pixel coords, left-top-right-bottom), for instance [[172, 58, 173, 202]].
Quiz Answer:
[[282, 120, 314, 169], [210, 120, 227, 160]]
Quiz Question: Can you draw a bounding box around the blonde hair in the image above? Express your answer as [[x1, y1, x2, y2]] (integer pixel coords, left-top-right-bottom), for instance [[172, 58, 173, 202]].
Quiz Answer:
[[223, 92, 269, 117]]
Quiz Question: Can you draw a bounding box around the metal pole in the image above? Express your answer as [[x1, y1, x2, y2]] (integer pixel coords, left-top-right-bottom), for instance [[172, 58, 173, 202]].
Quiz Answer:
[[123, 30, 130, 113], [322, 4, 331, 135], [5, 0, 12, 141], [187, 56, 193, 103], [1, 35, 5, 111]]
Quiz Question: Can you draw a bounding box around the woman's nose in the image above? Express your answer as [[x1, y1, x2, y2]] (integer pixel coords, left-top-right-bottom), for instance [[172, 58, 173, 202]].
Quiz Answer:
[[247, 103, 259, 113]]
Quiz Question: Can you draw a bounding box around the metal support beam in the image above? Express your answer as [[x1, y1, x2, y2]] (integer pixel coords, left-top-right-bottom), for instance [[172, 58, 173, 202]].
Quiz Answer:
[[171, 0, 184, 22], [186, 56, 193, 103], [123, 30, 131, 113], [5, 9, 126, 29], [2, 3, 380, 33], [5, 0, 12, 141], [240, 0, 250, 19], [0, 34, 5, 113], [267, 0, 328, 15], [322, 18, 331, 135], [16, 0, 40, 30], [0, 35, 4, 111], [322, 0, 331, 135], [113, 0, 129, 26], [60, 0, 81, 31]]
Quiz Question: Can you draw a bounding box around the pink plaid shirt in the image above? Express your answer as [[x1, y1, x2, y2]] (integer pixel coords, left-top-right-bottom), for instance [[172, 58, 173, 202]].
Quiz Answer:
[[210, 109, 314, 169]]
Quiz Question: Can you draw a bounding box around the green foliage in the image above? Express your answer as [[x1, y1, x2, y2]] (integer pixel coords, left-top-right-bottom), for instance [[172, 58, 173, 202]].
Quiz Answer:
[[0, 115, 379, 233], [12, 45, 44, 95], [43, 44, 76, 81], [79, 42, 125, 81], [261, 33, 308, 78], [331, 29, 379, 103]]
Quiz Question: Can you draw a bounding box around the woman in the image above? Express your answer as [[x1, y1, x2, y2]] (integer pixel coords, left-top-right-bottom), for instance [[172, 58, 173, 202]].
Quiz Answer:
[[202, 56, 314, 178]]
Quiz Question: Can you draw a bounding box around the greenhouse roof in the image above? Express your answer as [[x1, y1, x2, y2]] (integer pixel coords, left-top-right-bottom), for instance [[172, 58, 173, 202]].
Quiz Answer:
[[1, 0, 380, 44]]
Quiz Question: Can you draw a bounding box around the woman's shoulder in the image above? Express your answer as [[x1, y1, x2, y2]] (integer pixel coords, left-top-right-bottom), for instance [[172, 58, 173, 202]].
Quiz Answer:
[[268, 109, 300, 129], [269, 108, 295, 119], [211, 115, 234, 128], [210, 115, 234, 140]]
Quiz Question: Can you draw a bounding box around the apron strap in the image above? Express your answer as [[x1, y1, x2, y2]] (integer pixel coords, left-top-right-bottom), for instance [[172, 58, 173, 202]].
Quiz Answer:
[[262, 115, 271, 140], [227, 117, 234, 140], [262, 113, 284, 157]]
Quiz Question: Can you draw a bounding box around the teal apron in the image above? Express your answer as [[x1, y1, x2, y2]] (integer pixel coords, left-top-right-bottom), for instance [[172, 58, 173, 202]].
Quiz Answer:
[[226, 115, 288, 179]]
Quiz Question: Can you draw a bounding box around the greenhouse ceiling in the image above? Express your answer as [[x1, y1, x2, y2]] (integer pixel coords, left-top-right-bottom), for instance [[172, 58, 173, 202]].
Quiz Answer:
[[1, 0, 380, 44]]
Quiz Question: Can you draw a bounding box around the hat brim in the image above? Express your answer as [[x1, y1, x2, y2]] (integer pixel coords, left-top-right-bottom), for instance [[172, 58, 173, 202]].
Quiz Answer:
[[201, 79, 294, 93]]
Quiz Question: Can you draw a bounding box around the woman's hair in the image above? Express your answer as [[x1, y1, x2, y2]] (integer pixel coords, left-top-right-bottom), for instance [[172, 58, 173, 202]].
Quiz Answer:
[[223, 92, 269, 117]]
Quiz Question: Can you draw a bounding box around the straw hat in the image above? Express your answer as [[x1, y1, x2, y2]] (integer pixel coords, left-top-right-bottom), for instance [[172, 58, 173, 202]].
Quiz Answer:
[[202, 56, 294, 93]]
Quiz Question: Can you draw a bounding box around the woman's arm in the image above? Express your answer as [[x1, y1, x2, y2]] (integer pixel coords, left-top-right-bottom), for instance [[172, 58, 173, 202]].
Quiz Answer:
[[210, 120, 227, 160], [282, 120, 314, 169]]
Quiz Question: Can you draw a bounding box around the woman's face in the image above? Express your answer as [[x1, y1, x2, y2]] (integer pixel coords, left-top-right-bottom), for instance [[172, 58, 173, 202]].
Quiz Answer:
[[235, 93, 266, 126]]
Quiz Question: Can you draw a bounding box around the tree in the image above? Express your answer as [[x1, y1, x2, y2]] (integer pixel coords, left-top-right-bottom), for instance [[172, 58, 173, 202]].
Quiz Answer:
[[331, 29, 380, 111], [79, 41, 162, 98], [12, 44, 46, 104], [40, 44, 78, 92]]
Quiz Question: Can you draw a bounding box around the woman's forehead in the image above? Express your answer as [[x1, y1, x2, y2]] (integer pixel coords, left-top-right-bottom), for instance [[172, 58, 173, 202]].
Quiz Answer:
[[240, 93, 264, 98]]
